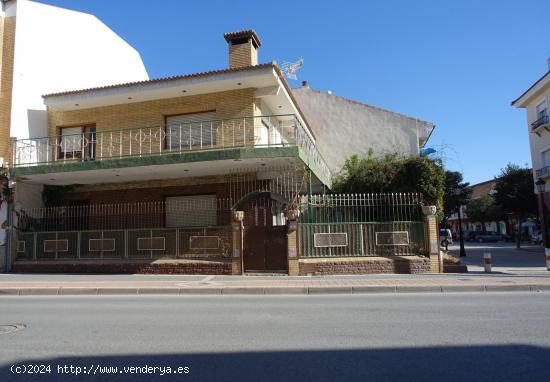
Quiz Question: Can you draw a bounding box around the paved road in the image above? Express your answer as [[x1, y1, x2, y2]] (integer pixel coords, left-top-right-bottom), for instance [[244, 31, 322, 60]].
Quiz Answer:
[[448, 241, 547, 274], [1, 293, 549, 381]]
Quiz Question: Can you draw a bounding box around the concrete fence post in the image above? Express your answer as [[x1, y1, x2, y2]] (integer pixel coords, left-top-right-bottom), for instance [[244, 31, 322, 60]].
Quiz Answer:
[[231, 211, 244, 275], [422, 205, 442, 273], [287, 221, 299, 276]]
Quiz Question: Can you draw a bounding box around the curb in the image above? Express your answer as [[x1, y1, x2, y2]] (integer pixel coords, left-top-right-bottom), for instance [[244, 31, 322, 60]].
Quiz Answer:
[[0, 285, 547, 296]]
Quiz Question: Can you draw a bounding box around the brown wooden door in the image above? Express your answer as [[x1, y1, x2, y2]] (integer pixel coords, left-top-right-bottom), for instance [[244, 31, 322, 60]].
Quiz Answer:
[[244, 226, 287, 272], [241, 193, 288, 273]]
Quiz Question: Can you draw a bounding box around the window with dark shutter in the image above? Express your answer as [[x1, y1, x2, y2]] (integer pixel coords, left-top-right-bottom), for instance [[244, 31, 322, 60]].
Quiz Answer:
[[165, 112, 217, 150]]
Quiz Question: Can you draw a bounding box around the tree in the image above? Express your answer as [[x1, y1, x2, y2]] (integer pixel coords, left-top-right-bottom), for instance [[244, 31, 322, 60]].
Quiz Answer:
[[443, 171, 471, 225], [332, 152, 446, 214], [465, 195, 504, 232], [493, 164, 537, 248]]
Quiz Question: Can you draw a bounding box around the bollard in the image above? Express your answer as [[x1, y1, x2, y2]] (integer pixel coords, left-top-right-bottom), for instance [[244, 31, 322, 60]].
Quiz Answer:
[[483, 253, 492, 273], [546, 248, 550, 271]]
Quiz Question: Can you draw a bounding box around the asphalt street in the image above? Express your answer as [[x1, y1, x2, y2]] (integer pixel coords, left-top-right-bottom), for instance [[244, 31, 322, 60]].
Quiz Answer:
[[1, 293, 549, 381]]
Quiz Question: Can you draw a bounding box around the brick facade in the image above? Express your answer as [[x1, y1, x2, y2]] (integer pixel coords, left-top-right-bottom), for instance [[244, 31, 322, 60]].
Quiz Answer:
[[48, 88, 257, 137], [228, 39, 258, 68], [0, 16, 15, 162]]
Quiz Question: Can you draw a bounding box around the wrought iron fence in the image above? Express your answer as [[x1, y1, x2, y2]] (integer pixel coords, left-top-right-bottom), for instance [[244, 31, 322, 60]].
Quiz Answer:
[[301, 193, 424, 223], [16, 226, 232, 261], [298, 193, 426, 257], [299, 222, 426, 257], [12, 114, 332, 184]]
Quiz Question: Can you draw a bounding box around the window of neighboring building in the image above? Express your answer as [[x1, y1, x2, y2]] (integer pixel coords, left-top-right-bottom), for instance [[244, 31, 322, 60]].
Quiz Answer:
[[165, 111, 217, 150], [536, 100, 548, 120], [542, 148, 550, 167], [165, 195, 218, 228]]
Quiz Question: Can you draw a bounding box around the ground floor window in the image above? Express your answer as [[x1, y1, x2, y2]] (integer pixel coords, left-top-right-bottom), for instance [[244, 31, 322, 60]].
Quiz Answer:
[[165, 195, 217, 228]]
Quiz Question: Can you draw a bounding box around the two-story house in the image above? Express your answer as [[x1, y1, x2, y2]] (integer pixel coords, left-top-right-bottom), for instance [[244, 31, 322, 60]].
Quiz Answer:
[[2, 1, 436, 275]]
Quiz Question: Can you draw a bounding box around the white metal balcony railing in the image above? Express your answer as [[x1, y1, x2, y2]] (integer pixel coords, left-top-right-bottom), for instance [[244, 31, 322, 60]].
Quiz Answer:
[[536, 165, 550, 178], [12, 115, 332, 182]]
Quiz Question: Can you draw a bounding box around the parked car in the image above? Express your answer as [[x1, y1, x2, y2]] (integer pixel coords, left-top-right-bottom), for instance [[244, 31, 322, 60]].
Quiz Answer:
[[460, 230, 475, 241], [501, 233, 514, 242], [474, 231, 503, 243]]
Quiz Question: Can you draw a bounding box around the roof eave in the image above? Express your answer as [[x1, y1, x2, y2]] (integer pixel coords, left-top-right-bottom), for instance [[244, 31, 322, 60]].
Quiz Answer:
[[512, 71, 550, 108], [42, 62, 277, 100]]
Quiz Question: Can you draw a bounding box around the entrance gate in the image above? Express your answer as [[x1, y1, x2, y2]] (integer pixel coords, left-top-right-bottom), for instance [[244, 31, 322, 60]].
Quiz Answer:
[[241, 193, 288, 273]]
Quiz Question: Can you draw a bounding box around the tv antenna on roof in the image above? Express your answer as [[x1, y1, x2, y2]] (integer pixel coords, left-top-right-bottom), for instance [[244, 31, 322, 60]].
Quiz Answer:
[[280, 59, 304, 80]]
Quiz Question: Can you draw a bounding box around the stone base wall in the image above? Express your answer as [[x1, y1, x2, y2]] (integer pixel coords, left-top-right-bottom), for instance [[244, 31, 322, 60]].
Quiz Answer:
[[298, 256, 430, 275], [12, 259, 232, 275]]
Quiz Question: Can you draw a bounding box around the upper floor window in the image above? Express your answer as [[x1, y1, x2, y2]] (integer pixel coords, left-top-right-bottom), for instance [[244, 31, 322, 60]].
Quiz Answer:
[[58, 125, 96, 160], [165, 111, 217, 150]]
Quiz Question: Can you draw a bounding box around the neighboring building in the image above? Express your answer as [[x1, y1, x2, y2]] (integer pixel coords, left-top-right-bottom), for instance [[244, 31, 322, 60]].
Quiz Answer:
[[293, 83, 434, 173], [0, 0, 148, 267], [2, 1, 436, 274], [512, 58, 550, 242], [447, 180, 510, 235]]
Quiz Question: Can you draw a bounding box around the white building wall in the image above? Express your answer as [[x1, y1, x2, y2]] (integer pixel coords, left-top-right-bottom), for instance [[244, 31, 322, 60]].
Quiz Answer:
[[525, 90, 550, 187], [9, 0, 149, 140], [292, 87, 433, 173]]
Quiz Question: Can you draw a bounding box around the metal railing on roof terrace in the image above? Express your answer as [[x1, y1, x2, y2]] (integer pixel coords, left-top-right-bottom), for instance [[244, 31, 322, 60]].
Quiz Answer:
[[12, 115, 332, 183]]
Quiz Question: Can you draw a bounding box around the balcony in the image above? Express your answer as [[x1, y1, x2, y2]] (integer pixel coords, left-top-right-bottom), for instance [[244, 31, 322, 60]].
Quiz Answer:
[[12, 115, 332, 186], [536, 165, 550, 179], [531, 115, 550, 136]]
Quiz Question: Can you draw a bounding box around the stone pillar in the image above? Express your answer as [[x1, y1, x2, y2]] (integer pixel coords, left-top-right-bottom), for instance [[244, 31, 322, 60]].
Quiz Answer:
[[286, 209, 300, 276], [422, 205, 442, 273], [231, 211, 244, 275]]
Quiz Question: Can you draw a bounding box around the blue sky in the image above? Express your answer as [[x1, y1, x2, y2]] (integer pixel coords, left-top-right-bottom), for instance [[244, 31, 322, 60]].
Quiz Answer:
[[38, 0, 550, 185]]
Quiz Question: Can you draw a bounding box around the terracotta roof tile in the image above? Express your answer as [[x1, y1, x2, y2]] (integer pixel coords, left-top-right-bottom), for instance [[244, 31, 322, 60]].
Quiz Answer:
[[224, 30, 261, 47], [42, 62, 275, 98]]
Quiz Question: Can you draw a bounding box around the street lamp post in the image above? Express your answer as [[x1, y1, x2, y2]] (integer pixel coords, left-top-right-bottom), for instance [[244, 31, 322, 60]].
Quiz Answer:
[[453, 188, 467, 257], [456, 204, 466, 257], [535, 178, 549, 248]]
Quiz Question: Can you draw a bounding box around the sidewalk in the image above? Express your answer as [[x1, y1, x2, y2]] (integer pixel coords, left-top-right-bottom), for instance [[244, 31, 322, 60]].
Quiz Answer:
[[0, 272, 549, 295]]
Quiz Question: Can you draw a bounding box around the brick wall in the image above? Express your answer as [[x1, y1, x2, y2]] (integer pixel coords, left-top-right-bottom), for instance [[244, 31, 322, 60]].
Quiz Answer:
[[12, 260, 233, 275], [48, 88, 256, 137], [229, 40, 257, 68], [0, 16, 16, 162], [298, 256, 430, 275]]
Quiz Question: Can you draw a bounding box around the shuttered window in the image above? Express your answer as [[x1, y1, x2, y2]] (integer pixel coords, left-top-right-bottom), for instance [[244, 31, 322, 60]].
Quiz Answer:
[[165, 195, 217, 228], [59, 126, 83, 158], [166, 112, 216, 149], [542, 148, 550, 167]]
